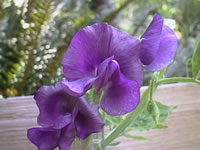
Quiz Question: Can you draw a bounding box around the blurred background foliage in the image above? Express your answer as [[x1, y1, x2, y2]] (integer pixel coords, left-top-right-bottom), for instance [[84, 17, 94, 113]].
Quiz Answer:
[[0, 0, 200, 97]]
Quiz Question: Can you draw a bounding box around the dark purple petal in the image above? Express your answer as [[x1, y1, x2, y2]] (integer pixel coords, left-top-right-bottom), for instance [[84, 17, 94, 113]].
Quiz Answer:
[[146, 25, 178, 72], [140, 14, 163, 65], [59, 123, 76, 150], [101, 60, 140, 115], [34, 81, 79, 129], [61, 77, 96, 97], [62, 23, 142, 86], [62, 23, 112, 81], [27, 128, 60, 150], [74, 98, 104, 139]]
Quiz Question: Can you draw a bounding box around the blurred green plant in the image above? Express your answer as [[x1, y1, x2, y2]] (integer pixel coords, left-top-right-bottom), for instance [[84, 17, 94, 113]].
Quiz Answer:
[[0, 0, 200, 97]]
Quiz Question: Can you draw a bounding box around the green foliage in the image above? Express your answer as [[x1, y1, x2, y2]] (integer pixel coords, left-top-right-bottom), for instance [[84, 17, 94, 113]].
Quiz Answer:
[[124, 134, 150, 141], [0, 0, 200, 98], [128, 101, 175, 132], [192, 37, 200, 78]]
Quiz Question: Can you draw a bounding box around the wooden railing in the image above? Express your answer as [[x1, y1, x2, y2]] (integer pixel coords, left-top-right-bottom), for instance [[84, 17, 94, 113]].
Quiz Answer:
[[0, 83, 200, 150]]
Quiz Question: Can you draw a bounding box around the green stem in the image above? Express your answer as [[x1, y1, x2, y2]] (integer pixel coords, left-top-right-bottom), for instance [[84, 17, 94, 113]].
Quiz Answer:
[[157, 77, 200, 85], [101, 88, 150, 148], [82, 135, 91, 150], [72, 138, 76, 150], [101, 112, 105, 141]]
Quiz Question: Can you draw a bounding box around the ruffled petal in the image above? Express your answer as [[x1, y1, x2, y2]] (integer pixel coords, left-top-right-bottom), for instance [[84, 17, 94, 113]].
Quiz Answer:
[[34, 81, 79, 129], [27, 128, 60, 150], [59, 123, 76, 150], [61, 77, 96, 97], [108, 26, 142, 83], [101, 60, 140, 115], [140, 14, 163, 65], [74, 98, 104, 139], [62, 23, 113, 81], [146, 25, 178, 72], [62, 23, 142, 85]]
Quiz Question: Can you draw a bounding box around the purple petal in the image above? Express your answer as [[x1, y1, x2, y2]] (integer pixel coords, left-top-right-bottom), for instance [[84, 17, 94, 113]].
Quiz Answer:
[[146, 25, 178, 72], [61, 77, 96, 97], [62, 23, 142, 86], [74, 98, 104, 139], [27, 128, 60, 150], [62, 23, 112, 81], [101, 60, 140, 115], [34, 81, 79, 129], [140, 14, 163, 65], [59, 123, 76, 150]]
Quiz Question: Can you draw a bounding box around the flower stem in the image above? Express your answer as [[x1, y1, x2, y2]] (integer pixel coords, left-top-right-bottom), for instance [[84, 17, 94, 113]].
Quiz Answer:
[[82, 135, 91, 150], [157, 77, 200, 85], [101, 111, 105, 141], [100, 88, 150, 148], [72, 138, 76, 150]]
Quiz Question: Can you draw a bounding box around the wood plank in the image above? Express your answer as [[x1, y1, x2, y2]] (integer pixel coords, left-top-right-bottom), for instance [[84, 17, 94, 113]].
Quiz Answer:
[[0, 83, 200, 150]]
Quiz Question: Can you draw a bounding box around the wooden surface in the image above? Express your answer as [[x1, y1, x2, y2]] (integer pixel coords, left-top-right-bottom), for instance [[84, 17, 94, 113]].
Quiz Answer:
[[0, 83, 200, 150]]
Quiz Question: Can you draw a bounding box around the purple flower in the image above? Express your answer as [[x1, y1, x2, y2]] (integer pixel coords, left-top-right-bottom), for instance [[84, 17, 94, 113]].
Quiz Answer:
[[140, 14, 178, 71], [61, 23, 142, 115], [27, 81, 104, 150]]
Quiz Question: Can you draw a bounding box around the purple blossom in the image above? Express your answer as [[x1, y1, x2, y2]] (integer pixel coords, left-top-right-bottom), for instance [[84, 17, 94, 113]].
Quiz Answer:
[[27, 81, 104, 150], [61, 23, 142, 115], [140, 14, 178, 71], [61, 14, 177, 116]]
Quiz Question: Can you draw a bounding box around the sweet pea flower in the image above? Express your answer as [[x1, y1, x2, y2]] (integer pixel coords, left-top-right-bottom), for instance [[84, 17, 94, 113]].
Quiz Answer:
[[27, 81, 104, 150], [61, 23, 143, 115], [140, 14, 178, 71]]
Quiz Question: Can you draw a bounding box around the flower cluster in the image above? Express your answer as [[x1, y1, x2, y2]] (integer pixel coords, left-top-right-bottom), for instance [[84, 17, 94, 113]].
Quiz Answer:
[[27, 14, 177, 150]]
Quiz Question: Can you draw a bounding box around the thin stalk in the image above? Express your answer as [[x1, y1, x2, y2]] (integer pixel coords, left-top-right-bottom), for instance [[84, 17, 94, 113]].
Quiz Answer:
[[72, 138, 76, 150], [82, 135, 91, 150], [101, 111, 105, 141], [100, 88, 150, 148], [157, 77, 200, 85]]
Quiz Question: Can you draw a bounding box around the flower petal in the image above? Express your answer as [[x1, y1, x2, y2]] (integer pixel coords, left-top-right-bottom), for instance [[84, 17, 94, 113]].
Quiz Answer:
[[27, 128, 60, 150], [74, 98, 104, 139], [62, 23, 142, 86], [62, 23, 113, 81], [146, 25, 178, 72], [59, 123, 76, 150], [62, 77, 96, 97], [35, 81, 79, 129], [140, 14, 163, 65], [101, 60, 140, 115]]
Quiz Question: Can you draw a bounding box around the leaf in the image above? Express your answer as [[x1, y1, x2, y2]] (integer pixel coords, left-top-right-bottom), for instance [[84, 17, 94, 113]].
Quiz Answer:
[[128, 101, 175, 131], [192, 36, 200, 77], [124, 134, 150, 141], [109, 141, 121, 146], [153, 124, 168, 129]]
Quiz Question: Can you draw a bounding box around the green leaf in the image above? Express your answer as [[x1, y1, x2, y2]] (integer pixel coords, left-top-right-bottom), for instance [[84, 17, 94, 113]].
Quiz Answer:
[[109, 141, 121, 146], [124, 134, 150, 141], [128, 101, 175, 131], [192, 36, 200, 77], [153, 124, 168, 129]]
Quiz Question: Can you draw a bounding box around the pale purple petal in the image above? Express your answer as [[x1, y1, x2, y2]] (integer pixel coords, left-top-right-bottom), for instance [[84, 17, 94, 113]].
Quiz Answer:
[[101, 60, 140, 115], [146, 25, 178, 71], [34, 81, 79, 129], [27, 128, 60, 150], [140, 14, 163, 65], [75, 98, 104, 139]]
